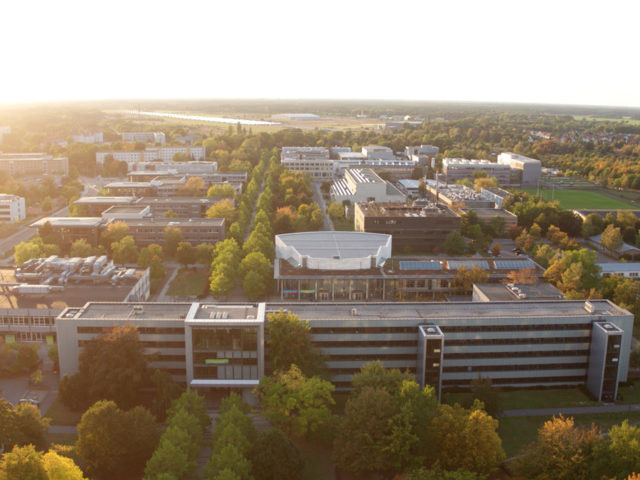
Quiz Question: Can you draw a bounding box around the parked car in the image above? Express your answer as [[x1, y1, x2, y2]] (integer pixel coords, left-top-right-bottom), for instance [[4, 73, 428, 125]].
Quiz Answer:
[[18, 398, 39, 407]]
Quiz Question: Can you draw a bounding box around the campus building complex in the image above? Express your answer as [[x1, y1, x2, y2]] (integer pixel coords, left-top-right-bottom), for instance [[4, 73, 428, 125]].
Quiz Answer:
[[121, 132, 166, 143], [0, 153, 69, 176], [96, 146, 206, 168], [0, 195, 26, 223], [73, 196, 227, 218], [442, 159, 511, 184], [330, 169, 406, 203], [497, 152, 542, 186], [55, 298, 632, 403]]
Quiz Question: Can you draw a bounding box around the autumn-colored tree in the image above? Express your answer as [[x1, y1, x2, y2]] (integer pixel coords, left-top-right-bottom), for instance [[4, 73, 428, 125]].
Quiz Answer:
[[453, 266, 489, 294], [501, 268, 539, 285], [206, 198, 237, 225], [163, 226, 184, 256], [490, 243, 501, 256], [600, 224, 624, 253], [508, 225, 524, 240], [177, 177, 205, 196]]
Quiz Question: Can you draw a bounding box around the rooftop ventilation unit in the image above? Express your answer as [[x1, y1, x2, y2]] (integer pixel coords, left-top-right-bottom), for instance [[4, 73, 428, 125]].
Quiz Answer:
[[133, 305, 144, 315], [246, 315, 255, 319], [585, 301, 595, 314], [222, 311, 229, 319], [351, 309, 358, 316]]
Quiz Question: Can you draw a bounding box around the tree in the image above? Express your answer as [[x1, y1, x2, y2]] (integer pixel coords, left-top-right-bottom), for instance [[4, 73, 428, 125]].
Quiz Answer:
[[59, 324, 149, 409], [0, 445, 48, 480], [238, 251, 271, 281], [326, 202, 344, 222], [453, 266, 490, 294], [433, 400, 505, 476], [111, 236, 138, 265], [14, 241, 42, 265], [544, 249, 601, 292], [490, 216, 506, 238], [444, 231, 467, 256], [350, 360, 415, 396], [163, 209, 178, 218], [490, 243, 501, 256], [47, 344, 59, 364], [152, 369, 183, 422], [402, 464, 485, 480], [207, 184, 237, 198], [460, 375, 502, 418], [204, 444, 253, 480], [41, 451, 86, 480], [533, 244, 558, 269], [254, 365, 336, 439], [630, 346, 640, 370], [143, 436, 192, 480], [266, 310, 328, 378], [529, 223, 542, 240], [70, 238, 93, 258], [196, 243, 216, 266], [507, 225, 523, 240], [164, 226, 184, 256], [13, 403, 51, 450], [138, 244, 164, 267], [166, 391, 212, 434], [600, 224, 624, 253], [100, 221, 130, 252], [173, 152, 190, 162], [210, 264, 236, 298], [249, 429, 305, 480], [513, 415, 600, 480], [76, 400, 159, 479], [243, 231, 274, 261], [41, 197, 53, 213], [243, 270, 266, 300], [590, 420, 640, 480], [176, 242, 197, 267], [501, 268, 539, 285], [206, 198, 237, 225], [177, 177, 205, 197]]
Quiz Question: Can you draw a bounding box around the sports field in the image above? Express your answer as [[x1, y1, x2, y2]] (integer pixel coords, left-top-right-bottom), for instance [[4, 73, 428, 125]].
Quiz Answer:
[[522, 189, 635, 210]]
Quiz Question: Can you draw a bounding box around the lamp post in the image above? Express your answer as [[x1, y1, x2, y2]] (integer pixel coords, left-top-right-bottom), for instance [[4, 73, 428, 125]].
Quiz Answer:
[[630, 385, 634, 412]]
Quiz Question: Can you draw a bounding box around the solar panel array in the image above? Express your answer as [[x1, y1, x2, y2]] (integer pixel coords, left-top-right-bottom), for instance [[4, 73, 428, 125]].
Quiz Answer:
[[447, 260, 490, 270], [494, 260, 536, 270], [399, 261, 443, 270]]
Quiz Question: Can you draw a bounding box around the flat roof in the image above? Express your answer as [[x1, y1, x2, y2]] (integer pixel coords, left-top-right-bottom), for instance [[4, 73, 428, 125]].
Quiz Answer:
[[474, 283, 564, 302], [397, 179, 420, 188], [105, 182, 155, 188], [122, 218, 224, 227], [31, 217, 106, 228], [598, 263, 640, 272], [74, 197, 136, 205], [460, 208, 517, 218], [276, 232, 391, 260], [193, 304, 260, 321], [573, 209, 640, 220], [73, 303, 192, 320], [136, 197, 223, 205], [357, 202, 459, 218], [103, 206, 149, 215], [277, 299, 629, 321]]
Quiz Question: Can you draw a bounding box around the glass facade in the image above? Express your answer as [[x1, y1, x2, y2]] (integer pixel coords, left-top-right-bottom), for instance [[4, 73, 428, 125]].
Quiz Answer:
[[191, 327, 258, 380]]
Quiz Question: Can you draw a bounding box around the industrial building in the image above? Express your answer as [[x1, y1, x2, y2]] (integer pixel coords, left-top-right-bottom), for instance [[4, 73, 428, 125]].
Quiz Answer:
[[73, 196, 227, 218], [0, 153, 69, 176], [271, 113, 321, 121], [121, 132, 166, 143], [55, 298, 632, 403], [442, 159, 511, 184], [396, 179, 421, 197], [274, 232, 545, 302], [330, 169, 406, 204], [0, 195, 26, 223], [354, 202, 461, 253], [497, 152, 542, 186]]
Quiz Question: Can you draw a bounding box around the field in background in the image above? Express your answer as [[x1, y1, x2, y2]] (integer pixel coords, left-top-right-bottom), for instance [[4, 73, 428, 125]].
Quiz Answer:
[[572, 116, 640, 125], [522, 189, 634, 210]]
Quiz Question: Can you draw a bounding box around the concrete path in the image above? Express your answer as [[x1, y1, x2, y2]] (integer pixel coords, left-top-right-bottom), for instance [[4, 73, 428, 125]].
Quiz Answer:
[[154, 267, 179, 302], [503, 403, 640, 417], [312, 185, 334, 231]]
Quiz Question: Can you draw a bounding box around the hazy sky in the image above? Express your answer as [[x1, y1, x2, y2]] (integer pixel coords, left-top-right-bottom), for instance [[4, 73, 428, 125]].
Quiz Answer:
[[2, 0, 639, 107]]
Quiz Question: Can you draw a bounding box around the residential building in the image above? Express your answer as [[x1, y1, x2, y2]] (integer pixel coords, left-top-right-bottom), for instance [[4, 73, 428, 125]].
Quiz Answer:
[[330, 169, 406, 204], [40, 136, 68, 148], [497, 152, 542, 186], [427, 184, 495, 209], [97, 146, 206, 168], [274, 231, 545, 302], [472, 283, 565, 302], [70, 130, 103, 144], [588, 234, 640, 260], [442, 159, 511, 184], [0, 126, 10, 144], [598, 263, 640, 278], [459, 208, 518, 229], [271, 113, 321, 121], [0, 195, 26, 223], [0, 153, 69, 176], [362, 145, 395, 160], [481, 187, 512, 208], [122, 132, 166, 143], [405, 145, 439, 159], [54, 298, 632, 403], [30, 217, 225, 249], [354, 202, 461, 253]]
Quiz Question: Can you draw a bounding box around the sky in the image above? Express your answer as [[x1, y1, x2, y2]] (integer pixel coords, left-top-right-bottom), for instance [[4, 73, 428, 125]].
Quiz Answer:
[[2, 0, 639, 108]]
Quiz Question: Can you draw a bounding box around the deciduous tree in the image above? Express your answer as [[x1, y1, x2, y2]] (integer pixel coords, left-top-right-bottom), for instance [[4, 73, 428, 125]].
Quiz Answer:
[[453, 266, 489, 294], [249, 428, 305, 480], [111, 235, 138, 265], [163, 226, 184, 256], [176, 242, 197, 267], [206, 198, 237, 225], [70, 238, 93, 258]]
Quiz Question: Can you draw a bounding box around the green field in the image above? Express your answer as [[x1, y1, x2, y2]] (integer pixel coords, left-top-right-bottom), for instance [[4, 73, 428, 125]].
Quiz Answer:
[[573, 116, 640, 125], [522, 189, 634, 210]]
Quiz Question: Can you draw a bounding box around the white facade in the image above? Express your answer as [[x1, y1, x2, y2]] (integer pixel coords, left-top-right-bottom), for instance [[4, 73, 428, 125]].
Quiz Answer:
[[97, 146, 206, 169], [497, 152, 542, 186], [0, 195, 26, 223], [598, 263, 640, 278], [281, 147, 335, 179], [330, 168, 407, 204], [405, 145, 439, 157], [122, 132, 166, 144], [0, 126, 10, 144], [130, 162, 217, 173], [362, 145, 395, 160], [70, 130, 103, 144]]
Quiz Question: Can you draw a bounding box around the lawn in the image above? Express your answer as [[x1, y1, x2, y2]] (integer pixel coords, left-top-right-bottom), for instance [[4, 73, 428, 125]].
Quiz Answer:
[[499, 410, 640, 458], [522, 189, 634, 210], [333, 220, 354, 231], [166, 268, 209, 296], [572, 116, 640, 125], [446, 387, 600, 411], [44, 397, 85, 426]]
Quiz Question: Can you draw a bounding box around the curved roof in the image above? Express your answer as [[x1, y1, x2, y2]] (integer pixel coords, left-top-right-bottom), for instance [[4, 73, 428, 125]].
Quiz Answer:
[[276, 232, 391, 260]]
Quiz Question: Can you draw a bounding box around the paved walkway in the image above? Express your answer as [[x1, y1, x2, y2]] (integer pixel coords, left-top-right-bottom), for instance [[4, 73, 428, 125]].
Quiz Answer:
[[503, 403, 640, 417], [154, 266, 179, 302], [312, 184, 334, 231]]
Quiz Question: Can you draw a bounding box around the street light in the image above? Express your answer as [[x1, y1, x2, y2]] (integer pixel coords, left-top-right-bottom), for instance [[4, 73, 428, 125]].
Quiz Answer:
[[630, 385, 634, 412]]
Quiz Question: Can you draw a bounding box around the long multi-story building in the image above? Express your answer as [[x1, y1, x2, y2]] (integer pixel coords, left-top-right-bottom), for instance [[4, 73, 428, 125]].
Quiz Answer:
[[355, 202, 460, 254], [405, 145, 439, 159], [55, 297, 632, 403], [442, 159, 511, 184], [330, 169, 406, 203], [73, 196, 227, 218], [0, 195, 26, 223], [129, 161, 218, 174], [0, 153, 69, 176], [70, 130, 103, 144], [497, 152, 541, 186], [362, 145, 395, 160], [122, 132, 166, 144], [97, 146, 206, 168]]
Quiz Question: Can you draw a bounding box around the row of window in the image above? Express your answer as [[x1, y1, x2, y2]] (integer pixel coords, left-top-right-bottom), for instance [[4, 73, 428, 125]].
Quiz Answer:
[[78, 326, 184, 335], [8, 332, 55, 342], [439, 324, 592, 333], [328, 353, 416, 362], [330, 367, 417, 375], [446, 337, 590, 346], [444, 350, 590, 360], [442, 375, 586, 386], [0, 316, 56, 326], [79, 340, 185, 348], [150, 355, 186, 362], [313, 340, 417, 348], [442, 362, 588, 373]]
